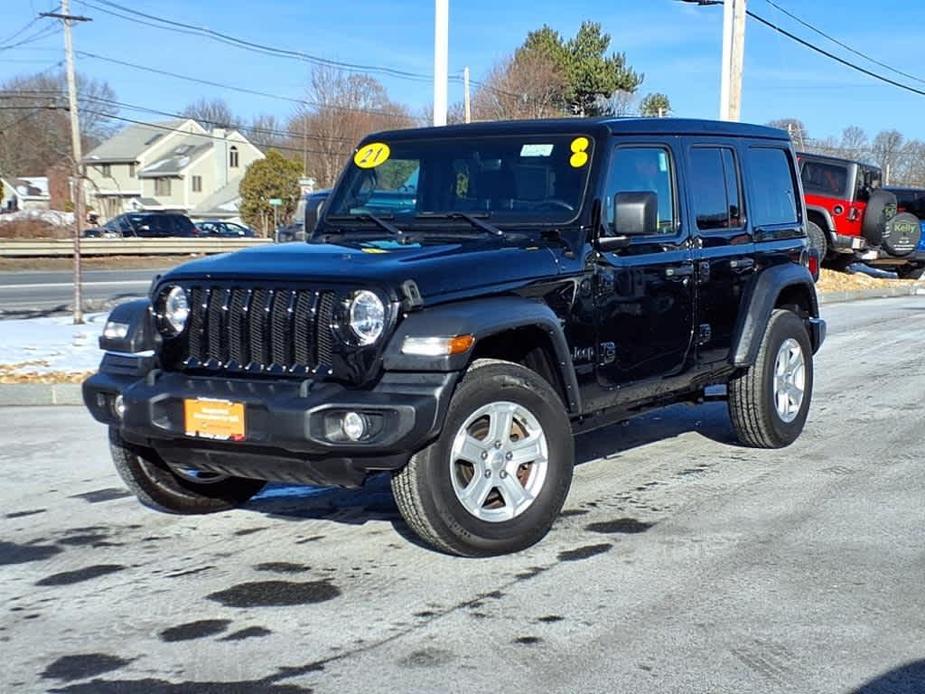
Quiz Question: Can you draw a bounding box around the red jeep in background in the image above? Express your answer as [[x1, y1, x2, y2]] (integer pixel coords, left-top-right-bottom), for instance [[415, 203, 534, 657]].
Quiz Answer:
[[797, 152, 922, 273]]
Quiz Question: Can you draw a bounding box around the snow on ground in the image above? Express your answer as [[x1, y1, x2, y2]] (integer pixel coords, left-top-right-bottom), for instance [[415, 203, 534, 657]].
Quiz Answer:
[[0, 209, 75, 226], [0, 312, 105, 377]]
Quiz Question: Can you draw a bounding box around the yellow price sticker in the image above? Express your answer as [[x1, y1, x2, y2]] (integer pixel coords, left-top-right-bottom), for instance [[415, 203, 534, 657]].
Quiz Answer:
[[569, 136, 590, 168], [354, 142, 391, 169]]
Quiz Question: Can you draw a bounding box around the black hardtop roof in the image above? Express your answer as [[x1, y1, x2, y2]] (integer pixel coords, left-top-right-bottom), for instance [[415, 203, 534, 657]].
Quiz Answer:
[[797, 150, 882, 172], [367, 117, 790, 143]]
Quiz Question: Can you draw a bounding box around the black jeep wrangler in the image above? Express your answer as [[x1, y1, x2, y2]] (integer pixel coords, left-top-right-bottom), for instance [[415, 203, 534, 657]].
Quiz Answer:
[[84, 118, 825, 556]]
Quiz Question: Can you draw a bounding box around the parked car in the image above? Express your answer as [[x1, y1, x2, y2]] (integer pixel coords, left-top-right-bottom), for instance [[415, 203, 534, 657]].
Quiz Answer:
[[276, 189, 331, 243], [83, 212, 199, 238], [196, 220, 256, 238], [883, 186, 925, 279], [797, 152, 922, 271], [84, 117, 825, 556]]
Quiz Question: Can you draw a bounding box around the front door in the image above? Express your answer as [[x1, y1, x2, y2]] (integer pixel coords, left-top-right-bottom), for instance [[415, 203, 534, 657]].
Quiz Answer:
[[594, 142, 695, 397]]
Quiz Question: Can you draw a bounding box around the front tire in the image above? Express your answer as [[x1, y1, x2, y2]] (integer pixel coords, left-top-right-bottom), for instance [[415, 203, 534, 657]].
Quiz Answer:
[[896, 264, 925, 280], [728, 309, 814, 448], [109, 428, 265, 514], [392, 359, 574, 556]]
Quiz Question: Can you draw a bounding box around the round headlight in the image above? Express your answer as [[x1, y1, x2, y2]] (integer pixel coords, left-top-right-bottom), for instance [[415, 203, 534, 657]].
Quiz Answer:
[[163, 286, 190, 335], [348, 290, 384, 345]]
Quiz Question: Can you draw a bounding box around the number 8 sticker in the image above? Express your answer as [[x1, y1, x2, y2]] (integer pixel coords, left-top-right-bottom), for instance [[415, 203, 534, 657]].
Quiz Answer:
[[569, 136, 590, 169], [354, 142, 391, 169]]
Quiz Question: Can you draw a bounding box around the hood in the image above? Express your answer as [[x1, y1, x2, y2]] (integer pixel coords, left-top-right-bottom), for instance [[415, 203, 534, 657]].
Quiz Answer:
[[161, 237, 561, 301]]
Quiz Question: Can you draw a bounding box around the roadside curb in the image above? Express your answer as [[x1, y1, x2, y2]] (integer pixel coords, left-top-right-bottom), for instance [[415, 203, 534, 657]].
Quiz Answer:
[[0, 383, 83, 407], [1, 287, 923, 407], [818, 284, 925, 305]]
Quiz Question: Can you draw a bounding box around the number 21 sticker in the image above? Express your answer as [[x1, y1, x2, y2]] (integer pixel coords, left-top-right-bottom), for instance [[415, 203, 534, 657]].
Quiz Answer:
[[354, 142, 391, 169]]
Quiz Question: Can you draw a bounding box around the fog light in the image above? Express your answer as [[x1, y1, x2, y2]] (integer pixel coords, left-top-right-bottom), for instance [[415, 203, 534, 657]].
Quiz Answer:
[[103, 321, 129, 340], [341, 411, 367, 441], [113, 394, 125, 419]]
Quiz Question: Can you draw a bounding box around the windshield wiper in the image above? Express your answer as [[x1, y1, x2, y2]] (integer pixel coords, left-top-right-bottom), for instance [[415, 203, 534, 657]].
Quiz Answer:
[[326, 213, 406, 239], [415, 212, 504, 237]]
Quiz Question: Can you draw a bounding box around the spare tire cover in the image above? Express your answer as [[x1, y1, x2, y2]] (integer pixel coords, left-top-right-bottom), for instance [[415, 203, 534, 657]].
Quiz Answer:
[[862, 189, 898, 246], [881, 212, 922, 257]]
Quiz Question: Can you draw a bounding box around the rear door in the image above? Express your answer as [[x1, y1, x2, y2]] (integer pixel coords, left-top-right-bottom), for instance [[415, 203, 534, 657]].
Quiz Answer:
[[685, 140, 755, 366]]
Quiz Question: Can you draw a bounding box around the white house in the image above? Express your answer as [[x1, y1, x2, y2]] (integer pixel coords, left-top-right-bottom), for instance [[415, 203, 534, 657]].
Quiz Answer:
[[82, 118, 264, 220], [1, 176, 51, 212]]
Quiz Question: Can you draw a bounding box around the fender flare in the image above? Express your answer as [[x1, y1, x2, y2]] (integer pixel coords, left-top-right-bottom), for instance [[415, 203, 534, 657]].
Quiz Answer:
[[99, 298, 158, 354], [730, 264, 819, 367], [382, 296, 581, 413]]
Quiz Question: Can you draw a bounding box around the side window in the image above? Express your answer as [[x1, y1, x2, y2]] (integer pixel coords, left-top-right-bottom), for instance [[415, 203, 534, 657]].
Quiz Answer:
[[603, 146, 676, 235], [747, 147, 798, 228], [689, 147, 744, 231]]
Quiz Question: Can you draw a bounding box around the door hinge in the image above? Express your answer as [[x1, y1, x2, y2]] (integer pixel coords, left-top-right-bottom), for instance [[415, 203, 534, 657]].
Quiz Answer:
[[697, 323, 712, 346], [697, 260, 711, 284]]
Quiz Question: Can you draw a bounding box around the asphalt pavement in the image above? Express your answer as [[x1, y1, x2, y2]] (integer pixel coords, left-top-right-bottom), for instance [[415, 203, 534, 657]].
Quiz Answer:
[[0, 268, 163, 317], [2, 296, 924, 693]]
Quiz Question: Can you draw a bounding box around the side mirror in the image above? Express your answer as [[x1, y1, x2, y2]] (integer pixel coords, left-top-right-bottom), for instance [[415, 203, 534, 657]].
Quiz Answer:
[[614, 191, 658, 235]]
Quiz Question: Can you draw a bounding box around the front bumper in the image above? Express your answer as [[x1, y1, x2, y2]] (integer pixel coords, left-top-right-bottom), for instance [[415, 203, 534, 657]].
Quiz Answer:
[[83, 353, 458, 487]]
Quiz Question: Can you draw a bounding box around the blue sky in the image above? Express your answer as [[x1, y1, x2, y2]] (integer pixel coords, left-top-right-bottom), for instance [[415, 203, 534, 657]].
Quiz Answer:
[[4, 0, 925, 142]]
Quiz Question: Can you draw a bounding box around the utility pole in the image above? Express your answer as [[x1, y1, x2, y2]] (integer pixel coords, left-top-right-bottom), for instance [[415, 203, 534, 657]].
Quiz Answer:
[[42, 0, 91, 324], [463, 66, 471, 124], [433, 0, 449, 126], [719, 0, 746, 120]]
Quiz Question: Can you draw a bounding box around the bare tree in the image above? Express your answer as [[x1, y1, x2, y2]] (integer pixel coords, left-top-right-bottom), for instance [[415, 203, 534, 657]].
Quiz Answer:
[[291, 66, 413, 188], [0, 70, 118, 176], [872, 129, 905, 183], [246, 113, 286, 152], [839, 125, 870, 162], [180, 97, 240, 130], [471, 51, 568, 121], [767, 118, 809, 150]]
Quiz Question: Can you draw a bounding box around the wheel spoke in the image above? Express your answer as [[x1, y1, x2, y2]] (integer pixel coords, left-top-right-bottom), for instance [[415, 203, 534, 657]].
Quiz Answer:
[[497, 473, 531, 511], [508, 434, 545, 467], [487, 403, 515, 444], [456, 434, 486, 465], [459, 471, 494, 510]]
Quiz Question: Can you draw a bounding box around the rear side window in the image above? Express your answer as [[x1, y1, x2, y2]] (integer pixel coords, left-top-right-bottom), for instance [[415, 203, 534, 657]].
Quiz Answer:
[[801, 160, 849, 198], [689, 147, 743, 230], [747, 147, 798, 227]]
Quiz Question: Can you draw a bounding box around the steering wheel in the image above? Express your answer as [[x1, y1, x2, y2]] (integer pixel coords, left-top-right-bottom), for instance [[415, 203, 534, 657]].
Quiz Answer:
[[534, 199, 575, 212]]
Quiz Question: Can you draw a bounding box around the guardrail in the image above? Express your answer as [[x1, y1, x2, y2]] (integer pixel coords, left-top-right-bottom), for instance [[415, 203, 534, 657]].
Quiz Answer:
[[0, 237, 273, 257]]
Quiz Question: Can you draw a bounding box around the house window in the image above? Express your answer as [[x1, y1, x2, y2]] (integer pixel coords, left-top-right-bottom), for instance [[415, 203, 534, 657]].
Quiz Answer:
[[101, 164, 111, 177], [129, 163, 136, 177], [192, 175, 202, 193], [155, 178, 171, 196], [229, 146, 239, 168]]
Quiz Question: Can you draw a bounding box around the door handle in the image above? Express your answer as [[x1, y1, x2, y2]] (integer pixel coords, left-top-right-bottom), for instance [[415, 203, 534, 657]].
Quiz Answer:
[[729, 258, 755, 271], [664, 263, 694, 279]]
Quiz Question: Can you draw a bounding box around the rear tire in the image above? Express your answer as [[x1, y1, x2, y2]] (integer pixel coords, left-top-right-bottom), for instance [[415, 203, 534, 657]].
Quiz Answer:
[[806, 220, 828, 261], [109, 428, 265, 514], [392, 359, 574, 556], [728, 310, 814, 448], [896, 264, 925, 280]]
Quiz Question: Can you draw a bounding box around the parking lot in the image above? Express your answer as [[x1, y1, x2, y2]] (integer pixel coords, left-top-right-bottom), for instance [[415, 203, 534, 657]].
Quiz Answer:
[[2, 295, 924, 693]]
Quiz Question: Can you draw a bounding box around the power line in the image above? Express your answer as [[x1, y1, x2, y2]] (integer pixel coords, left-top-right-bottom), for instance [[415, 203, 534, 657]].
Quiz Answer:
[[75, 0, 523, 100], [76, 51, 414, 118], [6, 89, 368, 145], [746, 9, 925, 98], [78, 0, 436, 83], [763, 0, 925, 87], [0, 24, 61, 52]]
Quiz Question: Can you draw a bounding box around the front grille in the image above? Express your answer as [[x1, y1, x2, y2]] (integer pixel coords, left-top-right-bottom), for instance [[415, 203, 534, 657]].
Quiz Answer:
[[180, 286, 336, 375]]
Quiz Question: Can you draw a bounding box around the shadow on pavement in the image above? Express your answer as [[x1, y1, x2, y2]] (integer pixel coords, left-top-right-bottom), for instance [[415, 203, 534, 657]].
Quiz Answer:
[[244, 401, 738, 531], [851, 659, 925, 693]]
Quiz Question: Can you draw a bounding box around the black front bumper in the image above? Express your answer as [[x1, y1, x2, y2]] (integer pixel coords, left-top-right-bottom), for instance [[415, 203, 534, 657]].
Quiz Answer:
[[83, 354, 458, 487]]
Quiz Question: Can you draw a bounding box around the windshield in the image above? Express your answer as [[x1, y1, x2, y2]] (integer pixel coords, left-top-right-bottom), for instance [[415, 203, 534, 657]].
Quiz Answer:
[[325, 134, 594, 226]]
